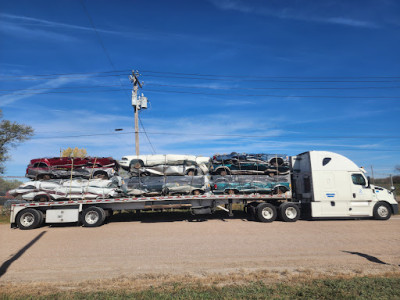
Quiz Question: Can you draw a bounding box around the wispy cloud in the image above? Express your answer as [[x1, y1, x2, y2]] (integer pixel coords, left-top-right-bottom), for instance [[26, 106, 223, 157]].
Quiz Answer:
[[0, 13, 120, 41], [0, 76, 91, 106], [0, 13, 117, 34], [208, 0, 379, 28]]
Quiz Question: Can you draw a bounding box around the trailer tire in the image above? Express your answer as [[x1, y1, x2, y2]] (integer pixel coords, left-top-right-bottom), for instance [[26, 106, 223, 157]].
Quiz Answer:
[[81, 206, 106, 227], [279, 203, 300, 222], [16, 208, 41, 230], [256, 203, 277, 223], [373, 202, 392, 220]]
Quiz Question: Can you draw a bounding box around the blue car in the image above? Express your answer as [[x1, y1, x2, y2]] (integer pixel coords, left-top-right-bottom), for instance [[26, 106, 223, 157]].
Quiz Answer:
[[212, 152, 289, 176], [212, 175, 290, 195]]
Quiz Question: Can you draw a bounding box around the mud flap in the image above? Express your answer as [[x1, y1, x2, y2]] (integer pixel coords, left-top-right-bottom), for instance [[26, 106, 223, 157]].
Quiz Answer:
[[300, 202, 312, 220]]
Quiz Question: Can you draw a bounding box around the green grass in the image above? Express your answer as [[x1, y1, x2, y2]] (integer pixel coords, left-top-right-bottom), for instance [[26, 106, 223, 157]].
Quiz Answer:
[[1, 275, 400, 299]]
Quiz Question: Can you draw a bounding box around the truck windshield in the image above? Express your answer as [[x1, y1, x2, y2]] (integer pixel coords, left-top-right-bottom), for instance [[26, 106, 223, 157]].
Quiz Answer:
[[351, 174, 366, 186]]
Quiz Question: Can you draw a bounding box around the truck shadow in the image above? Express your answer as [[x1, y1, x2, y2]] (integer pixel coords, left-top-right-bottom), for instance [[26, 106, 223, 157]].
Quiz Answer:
[[342, 250, 392, 266], [0, 231, 46, 278], [109, 210, 250, 224]]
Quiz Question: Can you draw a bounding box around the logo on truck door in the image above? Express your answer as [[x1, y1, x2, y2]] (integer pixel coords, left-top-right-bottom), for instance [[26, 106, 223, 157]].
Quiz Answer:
[[326, 193, 335, 198]]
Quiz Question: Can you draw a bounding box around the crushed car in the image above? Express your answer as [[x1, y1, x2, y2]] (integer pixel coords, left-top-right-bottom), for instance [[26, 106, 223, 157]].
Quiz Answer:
[[211, 175, 290, 195], [211, 152, 290, 175], [119, 154, 211, 176], [26, 157, 118, 180], [123, 175, 210, 196], [8, 177, 123, 201]]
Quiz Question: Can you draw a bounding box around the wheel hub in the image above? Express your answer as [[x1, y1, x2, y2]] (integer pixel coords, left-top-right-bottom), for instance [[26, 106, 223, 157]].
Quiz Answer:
[[377, 206, 389, 218], [261, 207, 273, 219], [85, 211, 99, 225], [285, 207, 297, 219], [21, 213, 35, 227]]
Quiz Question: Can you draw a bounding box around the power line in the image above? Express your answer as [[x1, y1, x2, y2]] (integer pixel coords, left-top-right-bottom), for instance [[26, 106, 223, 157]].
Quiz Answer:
[[2, 84, 400, 93], [0, 69, 130, 78], [0, 89, 128, 96], [2, 69, 400, 79], [79, 0, 119, 75], [32, 130, 400, 140], [2, 71, 400, 83], [144, 89, 400, 99], [139, 118, 156, 154], [0, 84, 124, 92], [146, 83, 400, 91], [0, 73, 127, 81], [143, 74, 400, 83], [2, 87, 400, 99], [140, 69, 400, 79]]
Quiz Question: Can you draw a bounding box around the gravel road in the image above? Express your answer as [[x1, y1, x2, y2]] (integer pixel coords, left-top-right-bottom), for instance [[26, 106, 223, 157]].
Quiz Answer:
[[1, 212, 399, 284]]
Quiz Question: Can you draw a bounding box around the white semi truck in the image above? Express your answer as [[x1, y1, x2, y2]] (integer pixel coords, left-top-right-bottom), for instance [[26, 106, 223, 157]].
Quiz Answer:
[[9, 151, 398, 230]]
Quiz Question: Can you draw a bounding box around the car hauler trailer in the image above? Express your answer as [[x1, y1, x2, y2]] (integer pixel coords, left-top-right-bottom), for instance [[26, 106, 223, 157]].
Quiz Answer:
[[9, 151, 398, 230]]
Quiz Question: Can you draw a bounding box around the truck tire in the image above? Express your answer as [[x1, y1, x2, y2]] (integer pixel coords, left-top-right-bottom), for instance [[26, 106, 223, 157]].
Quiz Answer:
[[81, 206, 106, 227], [256, 203, 277, 223], [278, 203, 300, 222], [373, 202, 392, 220], [16, 208, 42, 230], [37, 210, 45, 226]]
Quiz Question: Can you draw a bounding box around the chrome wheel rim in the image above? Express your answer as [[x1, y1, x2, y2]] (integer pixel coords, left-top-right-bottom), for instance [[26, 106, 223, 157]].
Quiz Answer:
[[285, 207, 297, 219], [261, 207, 273, 219], [377, 206, 389, 218], [20, 213, 35, 227], [85, 211, 99, 225]]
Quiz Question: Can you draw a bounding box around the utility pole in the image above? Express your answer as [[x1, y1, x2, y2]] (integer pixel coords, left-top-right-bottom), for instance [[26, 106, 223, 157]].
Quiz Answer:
[[129, 70, 148, 156]]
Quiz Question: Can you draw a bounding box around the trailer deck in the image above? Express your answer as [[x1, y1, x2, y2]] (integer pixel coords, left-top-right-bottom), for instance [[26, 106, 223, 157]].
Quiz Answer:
[[10, 192, 295, 229]]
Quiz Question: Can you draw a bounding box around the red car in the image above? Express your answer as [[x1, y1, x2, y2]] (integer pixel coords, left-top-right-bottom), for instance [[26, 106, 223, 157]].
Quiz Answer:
[[26, 157, 118, 180]]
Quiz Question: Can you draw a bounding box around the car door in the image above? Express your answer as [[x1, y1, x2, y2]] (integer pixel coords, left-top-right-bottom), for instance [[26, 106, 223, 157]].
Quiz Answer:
[[349, 172, 374, 216]]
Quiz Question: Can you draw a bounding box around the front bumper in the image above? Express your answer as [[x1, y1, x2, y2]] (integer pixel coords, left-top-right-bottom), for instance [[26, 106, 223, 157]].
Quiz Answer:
[[391, 203, 399, 215]]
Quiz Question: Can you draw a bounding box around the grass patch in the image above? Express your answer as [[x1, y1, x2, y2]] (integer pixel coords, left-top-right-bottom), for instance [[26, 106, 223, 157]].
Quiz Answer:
[[1, 274, 399, 299]]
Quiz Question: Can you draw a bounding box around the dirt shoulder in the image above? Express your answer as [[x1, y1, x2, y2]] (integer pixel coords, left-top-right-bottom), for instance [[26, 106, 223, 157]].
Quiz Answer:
[[1, 213, 399, 287]]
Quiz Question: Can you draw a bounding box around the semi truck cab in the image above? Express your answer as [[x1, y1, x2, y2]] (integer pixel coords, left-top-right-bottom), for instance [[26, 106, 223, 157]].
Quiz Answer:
[[291, 151, 398, 219]]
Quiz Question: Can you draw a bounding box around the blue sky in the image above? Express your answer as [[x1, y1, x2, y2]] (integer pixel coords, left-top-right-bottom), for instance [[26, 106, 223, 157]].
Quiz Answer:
[[0, 0, 399, 178]]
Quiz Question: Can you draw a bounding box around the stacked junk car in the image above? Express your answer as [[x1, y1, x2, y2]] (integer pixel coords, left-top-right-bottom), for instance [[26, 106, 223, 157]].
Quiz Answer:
[[7, 151, 399, 229]]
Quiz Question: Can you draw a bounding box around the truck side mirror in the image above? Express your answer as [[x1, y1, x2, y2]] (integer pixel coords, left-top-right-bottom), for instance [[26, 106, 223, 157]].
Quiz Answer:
[[366, 176, 371, 188]]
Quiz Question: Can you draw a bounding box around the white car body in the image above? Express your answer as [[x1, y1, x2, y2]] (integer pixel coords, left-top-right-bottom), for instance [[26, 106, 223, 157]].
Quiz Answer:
[[119, 154, 211, 174], [8, 178, 121, 201]]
